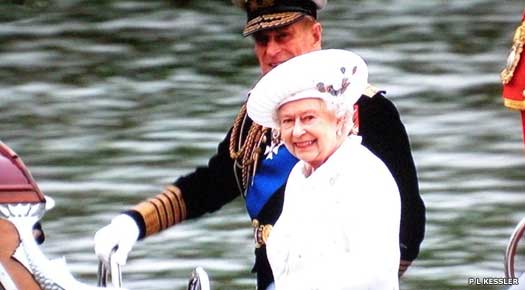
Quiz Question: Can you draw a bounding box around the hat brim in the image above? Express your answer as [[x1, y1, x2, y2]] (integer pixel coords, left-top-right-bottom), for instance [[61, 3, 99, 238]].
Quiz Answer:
[[243, 12, 305, 37]]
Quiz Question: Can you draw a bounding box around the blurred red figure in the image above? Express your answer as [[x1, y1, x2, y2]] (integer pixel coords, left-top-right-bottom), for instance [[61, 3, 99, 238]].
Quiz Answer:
[[502, 10, 525, 143], [502, 10, 525, 290]]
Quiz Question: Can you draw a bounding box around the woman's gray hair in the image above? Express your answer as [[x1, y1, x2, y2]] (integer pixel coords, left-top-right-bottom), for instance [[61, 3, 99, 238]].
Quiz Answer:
[[323, 96, 357, 136], [272, 95, 357, 136]]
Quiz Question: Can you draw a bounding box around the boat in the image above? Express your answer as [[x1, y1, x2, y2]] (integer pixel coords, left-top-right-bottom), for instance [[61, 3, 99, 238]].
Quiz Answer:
[[0, 141, 210, 290]]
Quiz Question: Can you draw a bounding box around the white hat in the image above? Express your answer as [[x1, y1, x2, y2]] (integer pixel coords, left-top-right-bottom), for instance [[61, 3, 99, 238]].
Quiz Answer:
[[247, 49, 368, 129]]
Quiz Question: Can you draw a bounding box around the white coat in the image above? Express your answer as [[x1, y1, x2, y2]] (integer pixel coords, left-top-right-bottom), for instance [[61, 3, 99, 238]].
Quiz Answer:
[[267, 136, 401, 290]]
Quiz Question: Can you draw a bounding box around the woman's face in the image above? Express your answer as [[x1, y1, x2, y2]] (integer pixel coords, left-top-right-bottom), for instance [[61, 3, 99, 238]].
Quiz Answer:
[[277, 98, 343, 169]]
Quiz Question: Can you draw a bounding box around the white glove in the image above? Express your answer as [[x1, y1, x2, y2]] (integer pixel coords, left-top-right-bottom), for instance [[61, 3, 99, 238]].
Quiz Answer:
[[94, 214, 139, 266]]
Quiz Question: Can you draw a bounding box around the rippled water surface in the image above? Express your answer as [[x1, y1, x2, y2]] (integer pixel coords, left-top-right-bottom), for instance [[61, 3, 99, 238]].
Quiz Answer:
[[1, 0, 524, 289]]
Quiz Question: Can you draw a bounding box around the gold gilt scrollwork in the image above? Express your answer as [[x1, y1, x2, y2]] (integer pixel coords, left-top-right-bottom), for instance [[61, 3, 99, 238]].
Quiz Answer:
[[501, 21, 525, 84]]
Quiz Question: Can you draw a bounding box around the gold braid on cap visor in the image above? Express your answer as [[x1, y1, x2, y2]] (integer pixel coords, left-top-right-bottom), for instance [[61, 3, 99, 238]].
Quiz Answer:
[[243, 12, 303, 36], [132, 185, 187, 237]]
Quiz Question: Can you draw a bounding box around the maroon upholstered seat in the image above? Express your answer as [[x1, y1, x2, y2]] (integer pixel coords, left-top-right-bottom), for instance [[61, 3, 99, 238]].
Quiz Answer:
[[0, 142, 45, 204]]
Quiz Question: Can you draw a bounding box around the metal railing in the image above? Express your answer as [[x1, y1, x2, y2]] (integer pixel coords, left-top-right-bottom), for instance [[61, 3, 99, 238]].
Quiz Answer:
[[505, 217, 525, 278], [97, 249, 122, 288], [96, 249, 210, 290]]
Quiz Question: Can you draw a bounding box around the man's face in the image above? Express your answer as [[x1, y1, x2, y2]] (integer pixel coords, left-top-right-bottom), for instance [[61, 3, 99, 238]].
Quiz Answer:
[[252, 18, 322, 75]]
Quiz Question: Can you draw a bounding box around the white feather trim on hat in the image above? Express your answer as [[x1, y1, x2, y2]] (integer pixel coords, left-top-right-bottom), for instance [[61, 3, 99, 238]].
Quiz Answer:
[[247, 49, 368, 129]]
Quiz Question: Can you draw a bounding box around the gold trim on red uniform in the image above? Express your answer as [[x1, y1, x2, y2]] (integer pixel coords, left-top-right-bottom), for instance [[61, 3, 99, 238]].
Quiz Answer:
[[501, 21, 525, 85], [502, 13, 525, 110]]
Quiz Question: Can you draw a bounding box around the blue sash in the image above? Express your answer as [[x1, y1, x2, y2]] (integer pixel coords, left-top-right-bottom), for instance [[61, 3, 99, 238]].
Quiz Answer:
[[245, 146, 298, 218]]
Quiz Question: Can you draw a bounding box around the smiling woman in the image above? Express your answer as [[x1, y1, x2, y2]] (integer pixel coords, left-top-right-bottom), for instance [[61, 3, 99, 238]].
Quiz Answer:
[[247, 49, 401, 290], [277, 99, 341, 171]]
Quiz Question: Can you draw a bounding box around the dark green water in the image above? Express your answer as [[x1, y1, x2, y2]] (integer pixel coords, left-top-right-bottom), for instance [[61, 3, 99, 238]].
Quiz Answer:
[[0, 0, 524, 289]]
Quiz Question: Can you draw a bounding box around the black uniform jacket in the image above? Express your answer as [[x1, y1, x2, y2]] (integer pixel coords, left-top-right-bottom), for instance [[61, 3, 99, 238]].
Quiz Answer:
[[175, 91, 426, 289]]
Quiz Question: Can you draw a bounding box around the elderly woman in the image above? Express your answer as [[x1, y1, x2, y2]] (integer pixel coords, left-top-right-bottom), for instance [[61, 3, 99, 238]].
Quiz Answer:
[[247, 49, 401, 290]]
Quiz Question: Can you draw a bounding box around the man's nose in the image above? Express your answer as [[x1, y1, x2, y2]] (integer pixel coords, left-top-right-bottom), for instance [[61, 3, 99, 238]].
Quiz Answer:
[[266, 39, 281, 57]]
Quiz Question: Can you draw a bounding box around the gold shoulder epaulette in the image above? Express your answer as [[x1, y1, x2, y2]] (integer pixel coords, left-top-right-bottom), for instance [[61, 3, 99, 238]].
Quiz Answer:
[[363, 84, 380, 98]]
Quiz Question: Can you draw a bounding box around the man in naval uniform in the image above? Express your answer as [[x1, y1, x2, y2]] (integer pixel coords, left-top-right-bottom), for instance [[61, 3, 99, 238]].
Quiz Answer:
[[94, 1, 426, 289]]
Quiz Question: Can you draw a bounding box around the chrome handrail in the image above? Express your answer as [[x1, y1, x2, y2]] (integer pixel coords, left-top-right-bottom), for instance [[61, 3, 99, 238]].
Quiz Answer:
[[96, 249, 211, 290], [505, 217, 525, 278], [97, 248, 122, 288], [187, 267, 211, 290]]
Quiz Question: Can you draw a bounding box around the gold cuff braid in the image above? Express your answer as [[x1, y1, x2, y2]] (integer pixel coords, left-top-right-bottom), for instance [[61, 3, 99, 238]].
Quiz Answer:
[[132, 185, 188, 237]]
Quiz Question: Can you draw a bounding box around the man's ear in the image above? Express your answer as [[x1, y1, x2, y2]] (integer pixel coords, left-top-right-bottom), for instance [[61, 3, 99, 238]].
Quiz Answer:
[[312, 22, 323, 49]]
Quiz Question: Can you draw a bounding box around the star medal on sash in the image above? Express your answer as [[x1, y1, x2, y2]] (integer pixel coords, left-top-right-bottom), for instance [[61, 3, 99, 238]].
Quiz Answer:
[[264, 128, 283, 160]]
